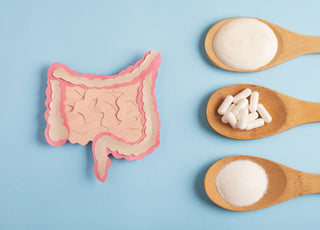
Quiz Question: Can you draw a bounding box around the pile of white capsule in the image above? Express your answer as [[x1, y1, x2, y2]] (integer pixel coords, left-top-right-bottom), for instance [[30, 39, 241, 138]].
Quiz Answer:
[[217, 88, 272, 130]]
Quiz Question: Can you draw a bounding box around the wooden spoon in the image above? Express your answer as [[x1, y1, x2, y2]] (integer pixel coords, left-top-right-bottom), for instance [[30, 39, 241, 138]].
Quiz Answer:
[[204, 155, 320, 211], [205, 17, 320, 72], [206, 84, 320, 139]]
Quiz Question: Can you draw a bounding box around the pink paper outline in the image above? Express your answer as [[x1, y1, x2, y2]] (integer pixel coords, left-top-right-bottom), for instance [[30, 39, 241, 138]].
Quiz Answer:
[[92, 68, 161, 182], [44, 51, 161, 182]]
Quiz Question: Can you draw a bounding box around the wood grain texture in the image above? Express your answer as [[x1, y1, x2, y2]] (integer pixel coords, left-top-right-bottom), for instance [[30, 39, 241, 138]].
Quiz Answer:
[[206, 84, 320, 139], [204, 17, 320, 72], [204, 155, 320, 211]]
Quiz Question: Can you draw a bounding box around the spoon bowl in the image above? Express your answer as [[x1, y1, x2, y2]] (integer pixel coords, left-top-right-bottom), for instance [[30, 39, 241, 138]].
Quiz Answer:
[[204, 155, 320, 211], [205, 17, 320, 72], [206, 84, 320, 139]]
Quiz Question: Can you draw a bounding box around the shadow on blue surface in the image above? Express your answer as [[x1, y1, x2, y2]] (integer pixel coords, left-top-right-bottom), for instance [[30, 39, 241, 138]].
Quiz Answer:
[[37, 66, 50, 145], [198, 21, 233, 75], [85, 140, 126, 181], [199, 24, 214, 68], [198, 91, 215, 135], [194, 158, 229, 211], [85, 142, 96, 180]]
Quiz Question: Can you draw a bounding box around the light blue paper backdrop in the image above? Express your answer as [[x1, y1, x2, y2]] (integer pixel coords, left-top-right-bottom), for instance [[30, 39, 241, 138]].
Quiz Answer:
[[1, 0, 320, 229]]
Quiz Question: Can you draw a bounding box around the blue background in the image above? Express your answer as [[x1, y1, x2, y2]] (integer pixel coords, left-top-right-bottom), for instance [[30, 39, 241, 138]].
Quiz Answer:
[[1, 0, 320, 229]]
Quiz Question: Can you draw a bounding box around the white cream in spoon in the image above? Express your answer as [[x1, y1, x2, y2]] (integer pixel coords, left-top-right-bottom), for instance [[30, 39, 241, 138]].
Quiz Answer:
[[213, 18, 278, 71]]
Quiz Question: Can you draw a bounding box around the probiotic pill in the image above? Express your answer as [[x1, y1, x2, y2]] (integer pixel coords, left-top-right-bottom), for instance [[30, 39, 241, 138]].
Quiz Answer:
[[247, 112, 258, 121], [227, 104, 236, 113], [218, 95, 234, 115], [222, 104, 236, 123], [257, 104, 272, 123], [249, 91, 259, 112], [217, 87, 272, 131], [238, 108, 249, 130], [223, 111, 237, 128], [246, 118, 265, 130], [233, 88, 252, 104], [231, 98, 248, 117], [221, 115, 228, 123]]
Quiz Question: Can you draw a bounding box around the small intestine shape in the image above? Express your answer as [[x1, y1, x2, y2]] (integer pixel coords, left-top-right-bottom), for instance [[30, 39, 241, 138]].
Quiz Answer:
[[44, 51, 161, 182]]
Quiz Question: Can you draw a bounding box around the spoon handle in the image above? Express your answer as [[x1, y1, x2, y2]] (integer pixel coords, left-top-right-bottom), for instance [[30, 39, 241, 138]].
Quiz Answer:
[[280, 94, 320, 125], [281, 30, 320, 57], [297, 101, 320, 123], [298, 35, 320, 54], [298, 172, 320, 195]]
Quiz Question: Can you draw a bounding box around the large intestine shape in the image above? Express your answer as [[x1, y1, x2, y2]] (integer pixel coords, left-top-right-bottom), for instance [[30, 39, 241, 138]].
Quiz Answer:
[[44, 51, 161, 182]]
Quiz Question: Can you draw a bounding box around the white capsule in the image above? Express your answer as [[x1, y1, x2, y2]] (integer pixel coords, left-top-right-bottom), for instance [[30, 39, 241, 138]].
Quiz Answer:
[[222, 111, 237, 128], [249, 91, 259, 113], [257, 104, 272, 123], [247, 112, 259, 121], [221, 104, 236, 123], [246, 118, 265, 130], [221, 115, 228, 123], [218, 95, 234, 115], [237, 108, 249, 130], [227, 104, 236, 113], [236, 104, 248, 119], [231, 98, 248, 117], [237, 104, 250, 119], [233, 88, 252, 104]]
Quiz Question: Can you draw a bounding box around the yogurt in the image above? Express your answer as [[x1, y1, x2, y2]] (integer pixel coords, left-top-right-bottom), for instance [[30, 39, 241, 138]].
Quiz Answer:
[[213, 18, 278, 71]]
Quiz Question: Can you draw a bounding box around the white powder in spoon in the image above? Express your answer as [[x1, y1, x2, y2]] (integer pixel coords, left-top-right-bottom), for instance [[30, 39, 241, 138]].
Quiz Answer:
[[213, 18, 278, 71], [216, 160, 268, 207]]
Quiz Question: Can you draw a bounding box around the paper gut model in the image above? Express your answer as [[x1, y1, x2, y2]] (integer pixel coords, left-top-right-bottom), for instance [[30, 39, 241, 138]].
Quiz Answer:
[[44, 51, 161, 182]]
